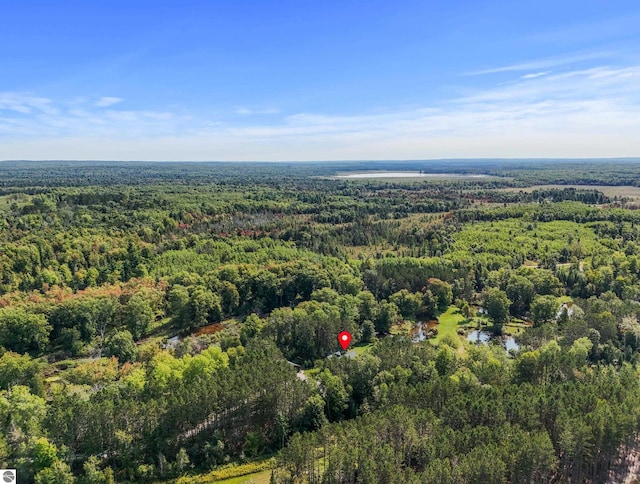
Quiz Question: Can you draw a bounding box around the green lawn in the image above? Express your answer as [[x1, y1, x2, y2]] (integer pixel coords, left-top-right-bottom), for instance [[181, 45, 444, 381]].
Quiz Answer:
[[431, 306, 469, 347], [351, 341, 373, 356], [172, 458, 275, 484], [214, 469, 273, 484], [503, 322, 529, 335]]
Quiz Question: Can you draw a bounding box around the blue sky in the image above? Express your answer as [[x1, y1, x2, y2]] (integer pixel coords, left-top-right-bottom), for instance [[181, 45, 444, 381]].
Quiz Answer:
[[1, 0, 640, 160]]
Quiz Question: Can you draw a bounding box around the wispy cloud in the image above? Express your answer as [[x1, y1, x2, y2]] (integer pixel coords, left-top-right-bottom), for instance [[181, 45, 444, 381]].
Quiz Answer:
[[0, 92, 189, 139], [1, 61, 640, 160], [234, 106, 279, 115], [466, 51, 614, 76], [522, 72, 549, 79], [0, 92, 57, 115], [94, 96, 124, 107]]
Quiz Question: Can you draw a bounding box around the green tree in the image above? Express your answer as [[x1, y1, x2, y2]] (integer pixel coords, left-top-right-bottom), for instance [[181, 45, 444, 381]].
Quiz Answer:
[[296, 394, 328, 432], [427, 278, 453, 311], [311, 287, 340, 304], [48, 297, 117, 344], [375, 301, 400, 334], [189, 286, 222, 328], [588, 310, 617, 343], [318, 369, 349, 421], [0, 385, 46, 446], [168, 284, 222, 331], [167, 284, 191, 327], [219, 281, 240, 316], [360, 320, 376, 343], [239, 314, 264, 345], [459, 300, 475, 319], [0, 308, 51, 354], [531, 295, 559, 326], [512, 431, 558, 483], [389, 290, 422, 319], [187, 285, 213, 328], [103, 330, 136, 363], [357, 291, 379, 323], [0, 352, 44, 395], [122, 294, 154, 340], [435, 346, 457, 376], [57, 328, 83, 356], [484, 288, 511, 325], [336, 273, 363, 296], [79, 456, 114, 484], [34, 460, 75, 484], [33, 437, 58, 473], [458, 445, 506, 484], [506, 274, 535, 315], [175, 447, 191, 473]]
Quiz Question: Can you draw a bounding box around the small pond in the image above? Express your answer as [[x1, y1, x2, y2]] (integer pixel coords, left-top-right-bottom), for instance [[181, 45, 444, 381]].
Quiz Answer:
[[411, 320, 438, 342], [467, 330, 491, 344], [505, 337, 520, 352], [467, 330, 520, 352]]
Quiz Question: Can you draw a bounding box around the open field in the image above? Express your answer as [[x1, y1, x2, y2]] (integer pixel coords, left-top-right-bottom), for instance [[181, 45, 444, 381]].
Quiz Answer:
[[351, 341, 374, 355], [172, 459, 275, 484], [213, 469, 273, 484], [331, 171, 505, 181]]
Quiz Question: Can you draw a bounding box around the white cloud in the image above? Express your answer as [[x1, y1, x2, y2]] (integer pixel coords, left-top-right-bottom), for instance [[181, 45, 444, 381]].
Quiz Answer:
[[95, 96, 124, 107], [1, 62, 640, 160], [234, 106, 279, 115], [466, 51, 613, 76], [0, 92, 56, 115], [522, 72, 549, 79]]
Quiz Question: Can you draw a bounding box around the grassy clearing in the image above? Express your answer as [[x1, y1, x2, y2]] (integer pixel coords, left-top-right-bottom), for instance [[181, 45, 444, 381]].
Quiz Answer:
[[351, 341, 374, 356], [331, 172, 504, 182], [431, 306, 468, 347], [172, 458, 275, 484], [212, 469, 273, 484], [503, 323, 527, 335]]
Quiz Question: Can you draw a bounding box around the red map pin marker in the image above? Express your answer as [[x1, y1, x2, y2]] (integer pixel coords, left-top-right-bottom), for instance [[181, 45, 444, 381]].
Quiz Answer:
[[338, 331, 352, 350]]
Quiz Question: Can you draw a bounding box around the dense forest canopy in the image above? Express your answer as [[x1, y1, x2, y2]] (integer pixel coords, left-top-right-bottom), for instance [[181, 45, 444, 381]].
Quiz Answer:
[[1, 160, 640, 483], [1, 158, 640, 187]]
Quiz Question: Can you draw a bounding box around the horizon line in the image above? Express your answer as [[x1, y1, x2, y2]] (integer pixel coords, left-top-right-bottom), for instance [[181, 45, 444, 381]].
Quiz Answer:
[[2, 157, 640, 164]]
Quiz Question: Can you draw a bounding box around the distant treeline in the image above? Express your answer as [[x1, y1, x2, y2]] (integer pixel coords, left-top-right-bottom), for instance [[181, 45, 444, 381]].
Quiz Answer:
[[1, 159, 640, 187]]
